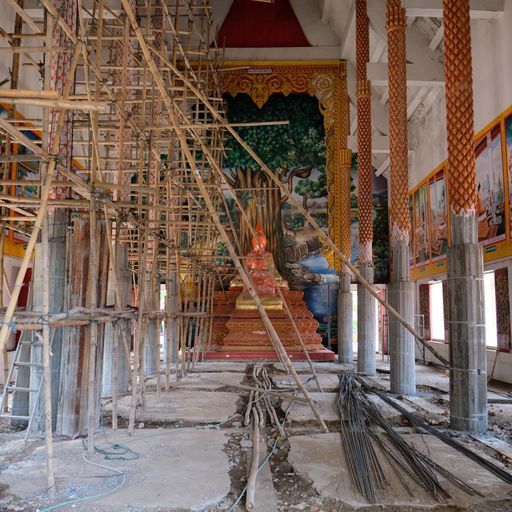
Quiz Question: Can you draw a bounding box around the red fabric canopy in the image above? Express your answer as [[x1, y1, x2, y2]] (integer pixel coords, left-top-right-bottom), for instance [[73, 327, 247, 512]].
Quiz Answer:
[[217, 0, 310, 48]]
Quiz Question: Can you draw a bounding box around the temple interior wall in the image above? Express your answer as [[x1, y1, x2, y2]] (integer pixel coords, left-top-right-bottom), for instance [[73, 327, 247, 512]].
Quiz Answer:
[[409, 0, 512, 189]]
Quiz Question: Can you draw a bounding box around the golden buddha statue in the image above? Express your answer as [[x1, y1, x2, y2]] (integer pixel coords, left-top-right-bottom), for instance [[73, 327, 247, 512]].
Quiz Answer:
[[234, 224, 287, 311]]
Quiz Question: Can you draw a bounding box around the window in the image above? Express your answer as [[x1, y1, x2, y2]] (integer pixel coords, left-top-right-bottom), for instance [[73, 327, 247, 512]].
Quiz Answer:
[[484, 272, 498, 348], [430, 281, 445, 341]]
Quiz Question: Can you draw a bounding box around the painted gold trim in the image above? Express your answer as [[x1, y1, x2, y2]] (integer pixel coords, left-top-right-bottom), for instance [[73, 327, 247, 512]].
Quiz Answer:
[[222, 60, 349, 270]]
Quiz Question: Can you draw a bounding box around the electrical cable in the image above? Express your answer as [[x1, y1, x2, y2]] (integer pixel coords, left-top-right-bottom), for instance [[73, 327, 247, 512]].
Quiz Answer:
[[38, 452, 127, 512], [38, 413, 244, 511], [227, 373, 298, 511]]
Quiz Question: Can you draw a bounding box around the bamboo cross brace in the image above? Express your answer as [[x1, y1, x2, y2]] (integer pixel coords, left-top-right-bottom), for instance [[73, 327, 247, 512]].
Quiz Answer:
[[121, 0, 328, 433], [0, 44, 83, 355], [150, 46, 450, 368], [185, 122, 324, 392]]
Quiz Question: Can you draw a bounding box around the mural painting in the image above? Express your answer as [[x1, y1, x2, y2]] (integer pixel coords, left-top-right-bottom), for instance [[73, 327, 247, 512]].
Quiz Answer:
[[16, 146, 39, 198], [408, 195, 414, 266], [349, 160, 389, 283], [506, 114, 512, 235], [221, 92, 388, 341], [413, 183, 430, 265], [475, 124, 506, 244], [429, 169, 448, 260]]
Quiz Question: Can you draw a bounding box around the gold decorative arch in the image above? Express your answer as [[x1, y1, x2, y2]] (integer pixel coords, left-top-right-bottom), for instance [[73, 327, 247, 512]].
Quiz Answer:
[[222, 60, 350, 270]]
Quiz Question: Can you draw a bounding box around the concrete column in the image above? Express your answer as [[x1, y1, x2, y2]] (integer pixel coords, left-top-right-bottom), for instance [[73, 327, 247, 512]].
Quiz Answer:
[[447, 216, 486, 431], [389, 242, 415, 394], [29, 211, 67, 431], [164, 270, 179, 365], [387, 0, 415, 395], [443, 0, 487, 432], [336, 148, 353, 364], [143, 273, 159, 376], [56, 217, 88, 436], [355, 0, 376, 374], [102, 245, 131, 396], [358, 262, 376, 374], [337, 271, 353, 363]]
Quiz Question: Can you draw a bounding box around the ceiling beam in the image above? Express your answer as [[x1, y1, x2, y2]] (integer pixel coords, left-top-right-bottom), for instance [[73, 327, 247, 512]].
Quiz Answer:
[[429, 24, 444, 51], [367, 62, 444, 87], [402, 0, 505, 19], [346, 60, 389, 136], [407, 86, 429, 120], [339, 0, 356, 59], [321, 0, 334, 24], [376, 157, 390, 176], [348, 135, 390, 153]]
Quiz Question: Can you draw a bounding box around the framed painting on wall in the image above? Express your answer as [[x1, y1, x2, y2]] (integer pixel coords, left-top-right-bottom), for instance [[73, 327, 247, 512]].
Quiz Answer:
[[409, 195, 414, 267], [505, 114, 512, 236], [413, 183, 430, 265], [475, 124, 506, 245], [429, 169, 448, 260]]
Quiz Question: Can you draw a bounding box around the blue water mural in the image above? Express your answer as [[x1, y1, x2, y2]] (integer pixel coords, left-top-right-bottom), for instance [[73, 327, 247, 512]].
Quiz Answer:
[[298, 254, 339, 321]]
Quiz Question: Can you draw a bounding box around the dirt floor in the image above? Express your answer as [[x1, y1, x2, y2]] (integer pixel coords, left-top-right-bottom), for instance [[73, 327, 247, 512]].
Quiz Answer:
[[1, 361, 512, 511]]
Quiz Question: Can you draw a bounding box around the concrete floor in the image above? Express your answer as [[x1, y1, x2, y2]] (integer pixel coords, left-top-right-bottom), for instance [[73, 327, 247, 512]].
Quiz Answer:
[[288, 432, 512, 508], [106, 389, 241, 425], [2, 361, 512, 511], [1, 429, 232, 511]]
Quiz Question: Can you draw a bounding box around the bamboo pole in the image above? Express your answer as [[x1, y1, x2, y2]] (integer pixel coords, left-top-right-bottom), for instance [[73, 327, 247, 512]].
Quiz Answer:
[[0, 224, 8, 411], [121, 0, 328, 432], [0, 42, 81, 354], [0, 97, 106, 111], [41, 202, 55, 496], [151, 46, 450, 368], [246, 409, 260, 512]]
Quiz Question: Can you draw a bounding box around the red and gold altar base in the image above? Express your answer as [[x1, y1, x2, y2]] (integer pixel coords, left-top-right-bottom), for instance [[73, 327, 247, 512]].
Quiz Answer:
[[206, 225, 335, 361]]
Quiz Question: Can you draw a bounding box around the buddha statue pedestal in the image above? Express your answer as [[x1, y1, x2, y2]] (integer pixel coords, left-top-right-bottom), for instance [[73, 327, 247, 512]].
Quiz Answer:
[[206, 225, 335, 361]]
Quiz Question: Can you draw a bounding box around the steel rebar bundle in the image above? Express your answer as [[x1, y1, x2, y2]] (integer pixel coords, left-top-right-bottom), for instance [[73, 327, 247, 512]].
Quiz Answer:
[[338, 373, 482, 503], [357, 377, 512, 485]]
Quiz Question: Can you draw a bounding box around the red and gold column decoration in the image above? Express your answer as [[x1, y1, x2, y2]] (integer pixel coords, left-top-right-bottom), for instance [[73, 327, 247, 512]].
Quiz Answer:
[[114, 0, 136, 204], [146, 1, 164, 272], [338, 148, 352, 272], [386, 0, 410, 246], [48, 0, 77, 200], [356, 0, 373, 264], [443, 0, 477, 216]]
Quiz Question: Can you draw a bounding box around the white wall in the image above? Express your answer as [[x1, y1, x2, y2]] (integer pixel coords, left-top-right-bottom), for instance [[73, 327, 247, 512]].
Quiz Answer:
[[420, 341, 512, 385], [0, 4, 45, 122], [409, 0, 512, 189]]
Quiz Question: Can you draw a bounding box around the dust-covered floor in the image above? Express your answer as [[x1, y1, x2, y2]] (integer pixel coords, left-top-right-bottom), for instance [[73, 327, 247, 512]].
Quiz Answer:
[[1, 361, 512, 511]]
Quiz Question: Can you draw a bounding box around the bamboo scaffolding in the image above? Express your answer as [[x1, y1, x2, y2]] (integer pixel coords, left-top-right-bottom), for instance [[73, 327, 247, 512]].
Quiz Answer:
[[121, 0, 328, 432], [150, 45, 450, 368]]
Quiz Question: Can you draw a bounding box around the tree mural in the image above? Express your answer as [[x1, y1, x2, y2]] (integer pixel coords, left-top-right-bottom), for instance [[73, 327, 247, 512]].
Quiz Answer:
[[223, 93, 326, 272]]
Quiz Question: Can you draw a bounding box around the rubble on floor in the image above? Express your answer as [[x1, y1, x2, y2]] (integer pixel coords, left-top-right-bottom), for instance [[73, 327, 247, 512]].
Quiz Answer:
[[1, 361, 512, 511]]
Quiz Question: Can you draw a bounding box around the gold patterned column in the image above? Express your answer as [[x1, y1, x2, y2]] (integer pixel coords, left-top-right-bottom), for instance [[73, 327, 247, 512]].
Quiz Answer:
[[356, 0, 376, 374], [387, 0, 410, 250], [328, 63, 350, 273], [387, 0, 415, 395], [443, 0, 487, 432], [336, 63, 353, 364], [338, 149, 352, 267], [444, 1, 477, 216], [356, 0, 373, 264]]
